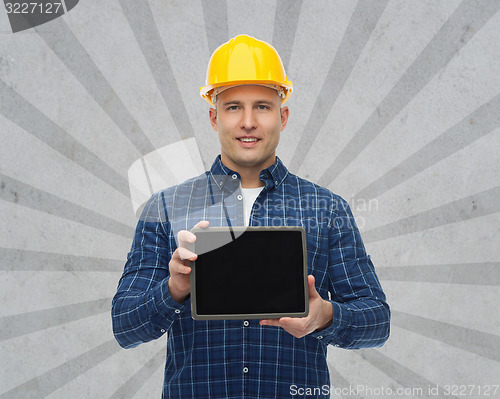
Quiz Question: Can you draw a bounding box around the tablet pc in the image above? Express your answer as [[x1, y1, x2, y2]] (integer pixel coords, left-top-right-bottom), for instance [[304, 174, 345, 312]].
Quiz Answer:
[[190, 226, 308, 320]]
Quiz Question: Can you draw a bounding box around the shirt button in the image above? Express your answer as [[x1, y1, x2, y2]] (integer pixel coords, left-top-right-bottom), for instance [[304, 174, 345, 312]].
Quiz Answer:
[[174, 309, 181, 314], [160, 329, 165, 333], [243, 320, 249, 327], [243, 367, 249, 374], [237, 195, 243, 201], [317, 335, 323, 340], [335, 344, 340, 347], [232, 174, 238, 179]]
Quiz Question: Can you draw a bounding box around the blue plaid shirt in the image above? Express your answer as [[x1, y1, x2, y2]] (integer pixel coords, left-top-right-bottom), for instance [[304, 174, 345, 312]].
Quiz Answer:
[[112, 156, 390, 398]]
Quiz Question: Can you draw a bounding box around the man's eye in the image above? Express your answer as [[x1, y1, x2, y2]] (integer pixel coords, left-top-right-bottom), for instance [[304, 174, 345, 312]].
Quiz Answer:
[[227, 105, 239, 111], [257, 105, 270, 110]]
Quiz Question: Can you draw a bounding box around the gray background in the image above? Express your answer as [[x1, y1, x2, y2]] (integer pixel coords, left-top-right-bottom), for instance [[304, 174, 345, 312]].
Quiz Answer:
[[1, 0, 499, 398]]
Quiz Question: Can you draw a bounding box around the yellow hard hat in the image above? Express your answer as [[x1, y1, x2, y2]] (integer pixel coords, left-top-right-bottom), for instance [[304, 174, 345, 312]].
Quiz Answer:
[[200, 35, 293, 106]]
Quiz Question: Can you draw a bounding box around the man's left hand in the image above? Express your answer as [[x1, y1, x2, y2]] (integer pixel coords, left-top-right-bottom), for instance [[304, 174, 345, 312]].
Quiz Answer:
[[259, 275, 333, 338]]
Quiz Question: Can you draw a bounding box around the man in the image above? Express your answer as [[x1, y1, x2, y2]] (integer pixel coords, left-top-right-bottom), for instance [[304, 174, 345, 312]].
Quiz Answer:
[[112, 35, 390, 398]]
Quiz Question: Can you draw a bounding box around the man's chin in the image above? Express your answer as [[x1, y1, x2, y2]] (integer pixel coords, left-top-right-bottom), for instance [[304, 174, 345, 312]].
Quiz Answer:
[[235, 160, 261, 169], [235, 158, 276, 171]]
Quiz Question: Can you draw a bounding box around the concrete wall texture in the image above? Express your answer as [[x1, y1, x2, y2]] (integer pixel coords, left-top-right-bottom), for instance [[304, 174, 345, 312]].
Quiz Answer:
[[1, 0, 499, 398]]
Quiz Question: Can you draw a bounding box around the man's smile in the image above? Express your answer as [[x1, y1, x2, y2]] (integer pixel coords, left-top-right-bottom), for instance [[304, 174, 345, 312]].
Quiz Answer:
[[237, 137, 259, 142], [236, 136, 261, 147]]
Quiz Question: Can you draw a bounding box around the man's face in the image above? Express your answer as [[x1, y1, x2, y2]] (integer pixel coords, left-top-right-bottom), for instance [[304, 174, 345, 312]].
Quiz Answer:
[[209, 85, 289, 174]]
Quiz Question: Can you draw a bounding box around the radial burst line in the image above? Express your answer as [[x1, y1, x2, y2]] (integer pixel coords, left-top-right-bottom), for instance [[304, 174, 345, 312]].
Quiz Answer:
[[272, 0, 303, 71], [201, 0, 229, 53], [326, 361, 364, 399], [355, 93, 500, 201], [0, 79, 130, 197], [0, 298, 112, 342], [288, 0, 389, 172], [119, 0, 194, 140], [391, 311, 500, 362], [0, 173, 135, 238], [35, 18, 156, 156], [119, 0, 208, 177], [362, 186, 500, 243], [376, 262, 500, 286], [109, 347, 166, 399], [0, 339, 120, 398], [0, 248, 124, 272], [318, 0, 500, 187], [355, 349, 459, 399]]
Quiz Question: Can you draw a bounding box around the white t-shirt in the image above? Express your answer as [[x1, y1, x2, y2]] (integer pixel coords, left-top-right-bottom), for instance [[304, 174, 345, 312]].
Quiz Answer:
[[241, 186, 264, 226]]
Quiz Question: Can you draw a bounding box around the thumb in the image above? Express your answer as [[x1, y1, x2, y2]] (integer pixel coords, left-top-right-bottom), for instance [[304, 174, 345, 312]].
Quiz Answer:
[[308, 275, 319, 298]]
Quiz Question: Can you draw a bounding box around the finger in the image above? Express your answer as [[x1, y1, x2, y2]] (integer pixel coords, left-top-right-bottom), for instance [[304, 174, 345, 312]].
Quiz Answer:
[[178, 230, 196, 247], [169, 254, 192, 274], [177, 247, 197, 261], [277, 317, 292, 326], [170, 262, 192, 275], [171, 247, 191, 261], [259, 319, 282, 327], [308, 275, 320, 298], [279, 317, 308, 330], [193, 220, 210, 229], [178, 221, 210, 248]]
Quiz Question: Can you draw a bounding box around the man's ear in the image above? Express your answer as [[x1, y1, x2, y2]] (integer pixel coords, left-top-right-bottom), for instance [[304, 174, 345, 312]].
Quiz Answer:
[[209, 107, 218, 131], [280, 106, 289, 131]]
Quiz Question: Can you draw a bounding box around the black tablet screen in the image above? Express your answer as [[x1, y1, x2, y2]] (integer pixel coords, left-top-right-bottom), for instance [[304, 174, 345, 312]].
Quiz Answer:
[[193, 228, 306, 317]]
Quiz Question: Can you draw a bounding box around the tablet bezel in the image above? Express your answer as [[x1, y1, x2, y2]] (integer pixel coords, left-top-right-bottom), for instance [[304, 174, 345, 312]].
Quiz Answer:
[[189, 226, 309, 320]]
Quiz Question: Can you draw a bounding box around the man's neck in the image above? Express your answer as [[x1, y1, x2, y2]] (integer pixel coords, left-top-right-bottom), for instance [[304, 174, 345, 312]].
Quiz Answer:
[[238, 170, 265, 188], [220, 156, 275, 188]]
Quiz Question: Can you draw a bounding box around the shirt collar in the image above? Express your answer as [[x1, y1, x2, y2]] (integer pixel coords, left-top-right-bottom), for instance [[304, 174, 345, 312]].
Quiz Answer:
[[209, 155, 289, 191]]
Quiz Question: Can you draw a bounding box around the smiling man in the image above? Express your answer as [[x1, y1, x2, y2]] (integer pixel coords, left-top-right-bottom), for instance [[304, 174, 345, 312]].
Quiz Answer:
[[112, 35, 390, 398], [209, 84, 288, 187]]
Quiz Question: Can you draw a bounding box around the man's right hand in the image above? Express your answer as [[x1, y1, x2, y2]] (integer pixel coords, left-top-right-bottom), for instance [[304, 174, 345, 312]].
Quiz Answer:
[[168, 220, 209, 303]]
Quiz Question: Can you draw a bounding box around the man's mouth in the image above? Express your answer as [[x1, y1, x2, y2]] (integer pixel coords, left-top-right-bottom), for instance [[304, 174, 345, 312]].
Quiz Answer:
[[237, 137, 259, 142]]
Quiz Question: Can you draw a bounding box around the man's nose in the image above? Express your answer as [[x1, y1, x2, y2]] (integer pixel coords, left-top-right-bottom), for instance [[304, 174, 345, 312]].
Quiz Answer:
[[240, 109, 257, 130]]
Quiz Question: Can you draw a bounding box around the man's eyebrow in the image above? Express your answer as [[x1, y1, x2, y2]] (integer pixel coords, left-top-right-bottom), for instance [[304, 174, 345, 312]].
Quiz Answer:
[[220, 99, 278, 107], [221, 100, 242, 106], [254, 100, 276, 106]]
